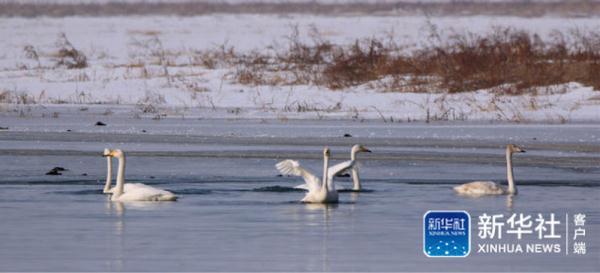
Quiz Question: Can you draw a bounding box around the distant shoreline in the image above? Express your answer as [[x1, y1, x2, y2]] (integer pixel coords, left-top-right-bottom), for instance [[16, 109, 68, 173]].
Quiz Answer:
[[1, 1, 599, 18]]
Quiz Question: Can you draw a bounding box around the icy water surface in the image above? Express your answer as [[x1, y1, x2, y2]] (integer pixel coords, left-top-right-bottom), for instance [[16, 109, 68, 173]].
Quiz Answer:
[[0, 115, 599, 271]]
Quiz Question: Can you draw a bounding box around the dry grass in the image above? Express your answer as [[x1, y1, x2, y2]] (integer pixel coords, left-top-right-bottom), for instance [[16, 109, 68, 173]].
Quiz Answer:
[[9, 24, 597, 103], [226, 26, 600, 94], [53, 33, 87, 69], [411, 27, 600, 93], [136, 90, 166, 114], [191, 44, 237, 69]]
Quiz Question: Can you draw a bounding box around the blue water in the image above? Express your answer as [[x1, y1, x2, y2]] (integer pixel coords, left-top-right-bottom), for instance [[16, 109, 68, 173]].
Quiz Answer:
[[0, 119, 599, 271], [0, 155, 598, 272]]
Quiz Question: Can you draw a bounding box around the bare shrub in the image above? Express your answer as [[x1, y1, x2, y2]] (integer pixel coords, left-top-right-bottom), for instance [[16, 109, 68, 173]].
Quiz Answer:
[[235, 67, 265, 86], [230, 25, 335, 86], [54, 33, 87, 69], [226, 26, 600, 94], [283, 101, 342, 113], [323, 39, 399, 89], [128, 35, 174, 84], [0, 90, 37, 105], [173, 76, 210, 94], [233, 50, 278, 85], [192, 43, 237, 69], [23, 45, 39, 59], [22, 44, 41, 69], [414, 27, 600, 93], [136, 91, 166, 113], [0, 90, 9, 103]]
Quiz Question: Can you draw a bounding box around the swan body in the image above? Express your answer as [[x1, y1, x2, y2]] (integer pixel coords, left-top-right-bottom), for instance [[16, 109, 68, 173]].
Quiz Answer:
[[453, 181, 505, 195], [105, 183, 148, 194], [294, 144, 370, 191], [277, 147, 352, 203], [103, 149, 177, 202], [454, 144, 525, 196], [293, 183, 347, 191], [110, 184, 177, 202]]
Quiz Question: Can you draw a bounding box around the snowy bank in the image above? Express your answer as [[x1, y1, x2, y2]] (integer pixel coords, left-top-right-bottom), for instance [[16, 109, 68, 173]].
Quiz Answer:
[[0, 15, 599, 122]]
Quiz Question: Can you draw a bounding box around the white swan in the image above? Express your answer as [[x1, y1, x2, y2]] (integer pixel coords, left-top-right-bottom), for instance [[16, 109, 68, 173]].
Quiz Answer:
[[277, 147, 354, 203], [102, 148, 150, 195], [454, 144, 526, 196], [294, 144, 371, 191], [103, 149, 177, 202]]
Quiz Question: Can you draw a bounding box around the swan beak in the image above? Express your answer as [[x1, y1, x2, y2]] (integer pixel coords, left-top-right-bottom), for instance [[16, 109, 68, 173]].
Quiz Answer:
[[362, 148, 372, 153]]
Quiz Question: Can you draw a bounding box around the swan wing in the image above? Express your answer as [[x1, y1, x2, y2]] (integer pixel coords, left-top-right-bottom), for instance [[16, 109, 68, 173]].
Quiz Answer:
[[276, 160, 320, 192], [327, 160, 355, 181], [107, 183, 152, 194], [293, 183, 310, 191], [125, 183, 161, 191]]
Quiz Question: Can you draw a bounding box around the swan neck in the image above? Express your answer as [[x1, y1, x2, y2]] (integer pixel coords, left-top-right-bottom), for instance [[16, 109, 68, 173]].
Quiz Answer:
[[351, 149, 357, 161], [506, 150, 516, 194], [103, 156, 112, 193], [351, 167, 361, 191], [115, 155, 126, 196], [322, 154, 329, 191]]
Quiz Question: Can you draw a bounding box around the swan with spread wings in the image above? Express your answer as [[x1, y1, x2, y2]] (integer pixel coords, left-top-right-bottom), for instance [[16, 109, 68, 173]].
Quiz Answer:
[[276, 147, 356, 203]]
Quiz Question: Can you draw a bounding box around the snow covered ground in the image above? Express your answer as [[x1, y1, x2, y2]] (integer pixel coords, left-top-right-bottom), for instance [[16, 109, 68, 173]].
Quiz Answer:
[[1, 15, 599, 122]]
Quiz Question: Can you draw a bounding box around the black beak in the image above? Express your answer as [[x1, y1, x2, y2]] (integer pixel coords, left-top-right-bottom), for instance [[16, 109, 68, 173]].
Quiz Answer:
[[365, 149, 372, 153]]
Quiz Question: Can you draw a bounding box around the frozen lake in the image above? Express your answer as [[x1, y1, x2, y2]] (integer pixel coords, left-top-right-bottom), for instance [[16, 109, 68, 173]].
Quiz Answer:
[[0, 112, 599, 271]]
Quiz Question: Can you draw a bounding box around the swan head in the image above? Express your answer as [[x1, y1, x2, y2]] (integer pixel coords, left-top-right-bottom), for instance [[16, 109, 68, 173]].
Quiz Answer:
[[507, 144, 526, 154], [103, 149, 125, 158], [323, 147, 331, 157], [352, 144, 372, 153], [103, 148, 112, 157]]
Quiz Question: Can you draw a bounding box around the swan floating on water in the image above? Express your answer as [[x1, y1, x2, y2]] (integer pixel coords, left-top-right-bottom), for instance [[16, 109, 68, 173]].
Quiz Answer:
[[277, 147, 354, 203], [102, 148, 150, 195], [102, 149, 177, 202], [453, 144, 526, 196], [294, 144, 371, 191]]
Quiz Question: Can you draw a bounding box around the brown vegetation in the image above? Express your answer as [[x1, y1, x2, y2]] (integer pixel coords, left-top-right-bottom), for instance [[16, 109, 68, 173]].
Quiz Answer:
[[228, 26, 600, 94], [54, 33, 87, 69]]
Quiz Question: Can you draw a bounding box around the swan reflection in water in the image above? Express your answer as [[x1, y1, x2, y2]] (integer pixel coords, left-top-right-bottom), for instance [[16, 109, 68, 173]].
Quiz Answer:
[[301, 202, 338, 272], [104, 200, 175, 271], [104, 200, 124, 271], [506, 194, 515, 209]]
